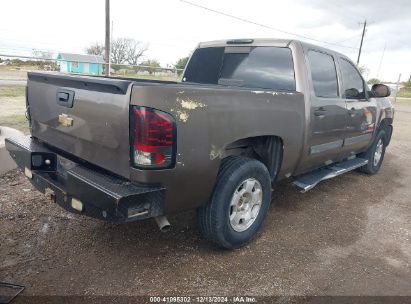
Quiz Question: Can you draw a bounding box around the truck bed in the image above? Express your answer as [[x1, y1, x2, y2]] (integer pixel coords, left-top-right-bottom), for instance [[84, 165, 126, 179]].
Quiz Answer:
[[27, 72, 305, 194]]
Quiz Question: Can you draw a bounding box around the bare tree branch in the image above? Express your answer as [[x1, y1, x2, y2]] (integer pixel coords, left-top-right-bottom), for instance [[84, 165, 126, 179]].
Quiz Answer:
[[111, 38, 128, 64], [85, 43, 105, 56], [126, 41, 149, 65], [86, 38, 148, 66], [110, 37, 148, 65], [32, 49, 53, 59]]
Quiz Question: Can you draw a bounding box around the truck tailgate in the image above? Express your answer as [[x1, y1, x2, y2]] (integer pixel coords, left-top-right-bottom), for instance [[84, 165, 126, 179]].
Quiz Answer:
[[27, 72, 133, 178]]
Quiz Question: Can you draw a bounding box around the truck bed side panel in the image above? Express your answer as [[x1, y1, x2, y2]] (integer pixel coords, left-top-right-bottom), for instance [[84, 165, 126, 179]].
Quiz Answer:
[[130, 84, 305, 213]]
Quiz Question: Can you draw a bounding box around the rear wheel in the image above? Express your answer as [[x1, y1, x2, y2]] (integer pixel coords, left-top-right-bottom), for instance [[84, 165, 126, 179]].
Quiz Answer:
[[359, 130, 387, 174], [197, 156, 272, 249]]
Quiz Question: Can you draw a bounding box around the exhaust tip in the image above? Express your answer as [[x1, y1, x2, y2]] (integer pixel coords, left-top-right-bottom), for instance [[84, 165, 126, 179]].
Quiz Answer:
[[155, 216, 171, 232], [160, 224, 171, 233]]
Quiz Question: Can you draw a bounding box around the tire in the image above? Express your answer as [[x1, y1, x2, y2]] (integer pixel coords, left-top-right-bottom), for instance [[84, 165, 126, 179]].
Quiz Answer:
[[197, 156, 272, 249], [358, 130, 387, 174]]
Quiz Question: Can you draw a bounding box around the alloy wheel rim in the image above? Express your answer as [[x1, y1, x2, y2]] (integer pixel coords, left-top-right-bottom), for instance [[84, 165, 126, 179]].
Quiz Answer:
[[229, 178, 263, 232], [373, 139, 384, 167]]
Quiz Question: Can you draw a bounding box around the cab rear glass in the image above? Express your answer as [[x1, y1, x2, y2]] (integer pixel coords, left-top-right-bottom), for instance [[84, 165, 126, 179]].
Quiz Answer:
[[183, 46, 296, 91]]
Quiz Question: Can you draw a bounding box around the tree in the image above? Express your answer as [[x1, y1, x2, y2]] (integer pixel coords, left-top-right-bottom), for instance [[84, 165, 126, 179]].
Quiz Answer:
[[85, 38, 147, 66], [85, 43, 105, 56], [110, 37, 147, 65], [126, 41, 148, 65], [111, 64, 122, 72], [402, 80, 411, 88], [111, 38, 128, 64], [140, 59, 161, 74], [174, 56, 189, 74], [32, 49, 52, 60], [357, 65, 369, 78], [368, 78, 381, 85]]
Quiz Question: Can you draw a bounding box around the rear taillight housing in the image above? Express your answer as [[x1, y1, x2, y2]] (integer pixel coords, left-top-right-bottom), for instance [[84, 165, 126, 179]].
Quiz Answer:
[[131, 106, 176, 169]]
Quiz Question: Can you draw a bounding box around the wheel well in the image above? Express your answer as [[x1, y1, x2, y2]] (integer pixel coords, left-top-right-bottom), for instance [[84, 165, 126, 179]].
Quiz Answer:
[[378, 118, 393, 145], [224, 136, 283, 182]]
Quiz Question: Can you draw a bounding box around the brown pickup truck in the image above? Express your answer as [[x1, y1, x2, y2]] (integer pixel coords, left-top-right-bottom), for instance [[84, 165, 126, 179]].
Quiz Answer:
[[6, 39, 394, 249]]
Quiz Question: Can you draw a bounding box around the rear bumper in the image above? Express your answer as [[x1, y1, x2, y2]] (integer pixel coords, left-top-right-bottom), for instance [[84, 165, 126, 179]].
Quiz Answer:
[[5, 136, 165, 222]]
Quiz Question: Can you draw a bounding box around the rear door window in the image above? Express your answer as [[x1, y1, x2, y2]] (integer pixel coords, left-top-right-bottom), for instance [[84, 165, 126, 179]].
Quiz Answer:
[[183, 47, 225, 85], [183, 46, 296, 91], [308, 51, 339, 98]]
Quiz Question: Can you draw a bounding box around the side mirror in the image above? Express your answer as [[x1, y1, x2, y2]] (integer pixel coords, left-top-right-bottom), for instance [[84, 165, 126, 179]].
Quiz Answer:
[[371, 84, 391, 98]]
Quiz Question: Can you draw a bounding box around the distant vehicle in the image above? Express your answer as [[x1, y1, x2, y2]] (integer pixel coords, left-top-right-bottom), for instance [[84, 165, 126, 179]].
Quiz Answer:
[[6, 39, 394, 249]]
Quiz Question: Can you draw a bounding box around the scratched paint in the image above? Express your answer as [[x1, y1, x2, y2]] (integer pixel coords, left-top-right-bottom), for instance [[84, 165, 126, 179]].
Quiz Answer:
[[252, 90, 295, 96], [171, 97, 207, 123], [209, 144, 224, 160], [175, 111, 189, 123], [180, 99, 206, 110]]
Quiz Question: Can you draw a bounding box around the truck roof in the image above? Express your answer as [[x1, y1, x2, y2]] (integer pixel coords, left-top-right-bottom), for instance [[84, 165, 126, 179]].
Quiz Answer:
[[198, 38, 349, 60], [198, 38, 292, 48]]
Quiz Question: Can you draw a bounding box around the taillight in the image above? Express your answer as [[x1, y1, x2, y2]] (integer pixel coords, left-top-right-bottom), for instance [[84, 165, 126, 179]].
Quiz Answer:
[[131, 106, 176, 169]]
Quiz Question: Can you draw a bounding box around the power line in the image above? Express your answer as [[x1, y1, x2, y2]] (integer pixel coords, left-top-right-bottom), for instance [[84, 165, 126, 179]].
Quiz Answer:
[[334, 33, 362, 44], [376, 43, 386, 79], [0, 39, 191, 54], [0, 35, 90, 51], [179, 0, 359, 50], [0, 45, 60, 54], [0, 53, 184, 71]]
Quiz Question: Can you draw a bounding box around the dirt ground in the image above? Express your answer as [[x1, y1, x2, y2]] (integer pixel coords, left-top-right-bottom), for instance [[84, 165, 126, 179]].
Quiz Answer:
[[0, 103, 410, 300], [0, 96, 25, 118], [0, 66, 32, 80]]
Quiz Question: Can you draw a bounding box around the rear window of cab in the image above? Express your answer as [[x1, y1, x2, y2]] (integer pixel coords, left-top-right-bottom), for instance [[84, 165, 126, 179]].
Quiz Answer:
[[183, 46, 296, 91]]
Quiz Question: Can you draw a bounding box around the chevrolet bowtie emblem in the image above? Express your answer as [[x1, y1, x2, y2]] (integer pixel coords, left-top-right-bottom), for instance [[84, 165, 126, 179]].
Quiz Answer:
[[58, 114, 73, 127]]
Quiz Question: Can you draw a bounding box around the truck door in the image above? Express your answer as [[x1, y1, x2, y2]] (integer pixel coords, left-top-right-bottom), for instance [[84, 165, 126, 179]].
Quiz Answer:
[[303, 49, 348, 170], [338, 58, 377, 153]]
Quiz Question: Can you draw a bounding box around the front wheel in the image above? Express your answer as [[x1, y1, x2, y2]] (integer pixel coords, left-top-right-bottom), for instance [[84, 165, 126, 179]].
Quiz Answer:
[[197, 157, 272, 249], [359, 130, 387, 174]]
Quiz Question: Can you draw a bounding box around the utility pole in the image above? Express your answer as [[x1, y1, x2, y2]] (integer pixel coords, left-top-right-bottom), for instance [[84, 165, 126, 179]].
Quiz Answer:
[[394, 73, 401, 103], [357, 20, 366, 65], [376, 43, 386, 80], [104, 0, 110, 76], [109, 20, 113, 76]]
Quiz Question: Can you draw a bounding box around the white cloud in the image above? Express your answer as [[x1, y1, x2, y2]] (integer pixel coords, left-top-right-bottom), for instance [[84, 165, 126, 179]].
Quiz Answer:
[[0, 0, 409, 81]]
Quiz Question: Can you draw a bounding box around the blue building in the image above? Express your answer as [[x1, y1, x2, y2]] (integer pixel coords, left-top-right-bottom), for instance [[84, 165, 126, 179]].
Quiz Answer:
[[57, 53, 104, 75]]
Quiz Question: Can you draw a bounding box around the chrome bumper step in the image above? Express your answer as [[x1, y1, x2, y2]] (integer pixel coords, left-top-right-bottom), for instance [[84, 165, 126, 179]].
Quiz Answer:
[[293, 158, 368, 192]]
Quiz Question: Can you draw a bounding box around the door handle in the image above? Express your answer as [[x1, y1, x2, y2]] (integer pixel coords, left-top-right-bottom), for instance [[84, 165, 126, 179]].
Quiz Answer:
[[314, 107, 327, 118], [56, 89, 75, 108], [348, 107, 356, 117], [58, 92, 69, 102]]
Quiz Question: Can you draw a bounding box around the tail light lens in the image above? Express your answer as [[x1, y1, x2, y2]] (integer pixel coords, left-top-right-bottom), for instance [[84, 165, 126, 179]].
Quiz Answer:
[[131, 106, 176, 169]]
